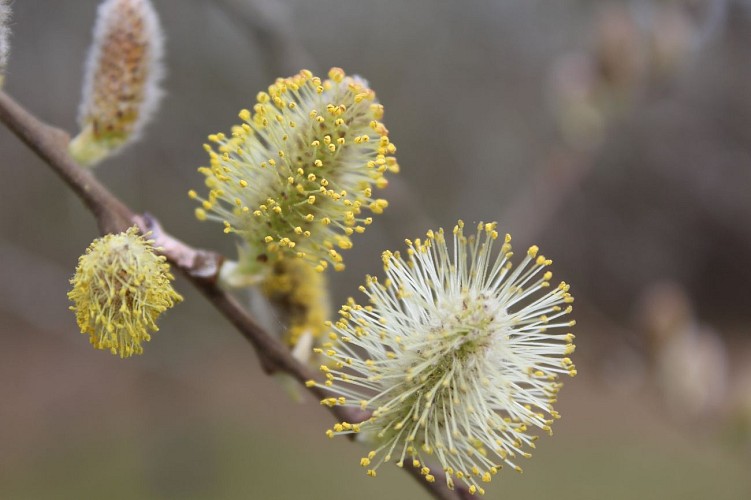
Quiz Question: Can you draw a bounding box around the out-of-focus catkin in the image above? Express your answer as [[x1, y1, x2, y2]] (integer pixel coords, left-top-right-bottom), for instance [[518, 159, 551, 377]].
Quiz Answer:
[[0, 0, 11, 88]]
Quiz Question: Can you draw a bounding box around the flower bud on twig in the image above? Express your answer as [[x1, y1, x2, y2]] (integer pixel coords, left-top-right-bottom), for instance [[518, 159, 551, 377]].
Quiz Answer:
[[261, 257, 331, 349], [69, 0, 164, 167]]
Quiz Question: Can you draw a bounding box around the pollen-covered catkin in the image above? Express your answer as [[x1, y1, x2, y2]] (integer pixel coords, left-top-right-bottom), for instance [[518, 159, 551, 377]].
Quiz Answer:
[[312, 221, 577, 494], [191, 68, 398, 279], [68, 227, 182, 358]]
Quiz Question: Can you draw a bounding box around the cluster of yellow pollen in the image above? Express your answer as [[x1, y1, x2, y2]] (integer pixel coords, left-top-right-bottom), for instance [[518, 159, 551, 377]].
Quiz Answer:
[[68, 227, 182, 358], [310, 221, 576, 494], [190, 68, 398, 276], [260, 257, 331, 347]]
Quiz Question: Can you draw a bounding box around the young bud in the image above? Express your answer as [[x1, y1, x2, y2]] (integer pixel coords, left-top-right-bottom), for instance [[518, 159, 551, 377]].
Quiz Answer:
[[69, 0, 164, 167], [260, 257, 331, 348], [68, 227, 182, 358], [0, 0, 11, 88]]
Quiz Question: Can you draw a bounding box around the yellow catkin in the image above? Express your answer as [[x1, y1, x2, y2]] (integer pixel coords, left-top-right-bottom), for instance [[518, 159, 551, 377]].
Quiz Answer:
[[260, 257, 331, 346], [68, 227, 182, 358], [191, 68, 398, 278]]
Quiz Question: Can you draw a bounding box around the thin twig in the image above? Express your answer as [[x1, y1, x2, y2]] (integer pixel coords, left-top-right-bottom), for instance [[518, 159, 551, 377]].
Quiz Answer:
[[0, 92, 132, 234], [0, 90, 470, 499]]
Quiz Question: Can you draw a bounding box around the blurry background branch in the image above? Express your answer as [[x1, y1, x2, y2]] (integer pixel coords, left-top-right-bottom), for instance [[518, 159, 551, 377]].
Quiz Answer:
[[503, 0, 732, 246], [0, 89, 470, 500], [213, 0, 316, 76]]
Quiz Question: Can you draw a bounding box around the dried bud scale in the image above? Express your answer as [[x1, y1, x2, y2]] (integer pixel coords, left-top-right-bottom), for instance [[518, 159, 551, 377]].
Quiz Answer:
[[69, 0, 164, 166], [68, 227, 182, 358]]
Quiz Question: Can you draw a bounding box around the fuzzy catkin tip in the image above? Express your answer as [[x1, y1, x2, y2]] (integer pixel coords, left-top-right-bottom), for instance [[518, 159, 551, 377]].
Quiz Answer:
[[0, 0, 11, 88], [70, 0, 164, 167], [68, 227, 182, 358]]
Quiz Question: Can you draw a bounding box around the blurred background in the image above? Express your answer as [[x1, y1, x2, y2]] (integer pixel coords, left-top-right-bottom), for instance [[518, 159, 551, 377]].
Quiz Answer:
[[2, 0, 751, 498]]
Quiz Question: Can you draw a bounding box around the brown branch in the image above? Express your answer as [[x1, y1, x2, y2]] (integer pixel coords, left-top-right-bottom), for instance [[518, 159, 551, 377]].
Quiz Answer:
[[0, 90, 470, 499], [0, 92, 132, 234]]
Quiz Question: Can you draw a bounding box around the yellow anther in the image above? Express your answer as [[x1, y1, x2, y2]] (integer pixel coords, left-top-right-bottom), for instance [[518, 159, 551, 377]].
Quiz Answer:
[[328, 67, 345, 82]]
